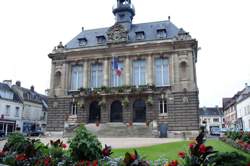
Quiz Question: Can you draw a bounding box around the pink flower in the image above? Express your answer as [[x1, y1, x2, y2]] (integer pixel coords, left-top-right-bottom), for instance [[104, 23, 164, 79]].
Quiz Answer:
[[62, 143, 67, 149]]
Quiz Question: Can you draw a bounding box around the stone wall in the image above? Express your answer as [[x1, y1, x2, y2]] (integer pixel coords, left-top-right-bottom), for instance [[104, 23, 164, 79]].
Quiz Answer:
[[47, 91, 199, 132]]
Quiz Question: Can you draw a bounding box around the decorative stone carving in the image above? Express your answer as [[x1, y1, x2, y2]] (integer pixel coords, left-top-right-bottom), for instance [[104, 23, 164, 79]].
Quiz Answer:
[[175, 28, 191, 40], [182, 96, 189, 104], [52, 101, 58, 108], [107, 23, 128, 44]]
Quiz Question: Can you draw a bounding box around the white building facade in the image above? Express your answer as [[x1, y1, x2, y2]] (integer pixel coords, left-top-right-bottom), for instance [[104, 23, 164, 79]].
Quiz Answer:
[[199, 107, 224, 134], [0, 82, 23, 135], [236, 90, 250, 131], [12, 81, 48, 134]]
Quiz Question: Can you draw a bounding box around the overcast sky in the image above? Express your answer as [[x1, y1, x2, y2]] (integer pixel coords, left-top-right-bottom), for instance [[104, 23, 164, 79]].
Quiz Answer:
[[0, 0, 250, 107]]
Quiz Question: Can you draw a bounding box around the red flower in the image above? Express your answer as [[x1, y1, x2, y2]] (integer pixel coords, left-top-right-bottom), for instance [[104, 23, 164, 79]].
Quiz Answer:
[[130, 154, 136, 161], [167, 160, 178, 166], [76, 160, 85, 166], [247, 162, 250, 166], [35, 160, 40, 166], [189, 143, 195, 149], [92, 160, 98, 166], [178, 151, 185, 158], [199, 144, 207, 154], [0, 150, 5, 157], [44, 157, 51, 166], [62, 143, 67, 149], [16, 153, 27, 161]]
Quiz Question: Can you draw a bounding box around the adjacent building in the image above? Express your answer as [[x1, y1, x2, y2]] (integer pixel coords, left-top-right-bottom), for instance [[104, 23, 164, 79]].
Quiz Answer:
[[12, 81, 48, 134], [236, 84, 250, 131], [0, 81, 22, 135], [0, 81, 48, 135], [199, 107, 224, 134], [223, 83, 250, 131], [47, 0, 200, 135]]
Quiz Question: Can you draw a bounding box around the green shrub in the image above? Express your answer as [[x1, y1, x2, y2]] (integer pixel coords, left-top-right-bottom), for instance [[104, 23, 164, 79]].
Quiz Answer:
[[242, 132, 250, 143], [68, 124, 102, 161], [3, 132, 27, 153], [210, 152, 248, 166]]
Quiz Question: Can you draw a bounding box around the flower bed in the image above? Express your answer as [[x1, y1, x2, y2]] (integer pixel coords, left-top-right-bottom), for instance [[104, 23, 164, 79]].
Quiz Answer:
[[0, 125, 250, 166], [220, 131, 250, 153]]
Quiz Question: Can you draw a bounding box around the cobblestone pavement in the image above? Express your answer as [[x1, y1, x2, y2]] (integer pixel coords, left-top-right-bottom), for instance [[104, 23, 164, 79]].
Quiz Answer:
[[0, 137, 183, 149]]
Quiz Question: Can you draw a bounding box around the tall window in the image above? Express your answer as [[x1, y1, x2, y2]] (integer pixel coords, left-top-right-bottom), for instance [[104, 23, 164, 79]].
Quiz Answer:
[[71, 103, 77, 115], [111, 62, 124, 87], [15, 107, 19, 117], [71, 65, 83, 90], [133, 60, 146, 86], [159, 100, 167, 114], [91, 63, 103, 88], [5, 105, 10, 116], [155, 58, 169, 86]]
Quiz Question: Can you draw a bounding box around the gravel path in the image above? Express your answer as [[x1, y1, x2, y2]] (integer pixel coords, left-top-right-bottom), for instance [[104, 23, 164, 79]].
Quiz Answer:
[[0, 137, 183, 149]]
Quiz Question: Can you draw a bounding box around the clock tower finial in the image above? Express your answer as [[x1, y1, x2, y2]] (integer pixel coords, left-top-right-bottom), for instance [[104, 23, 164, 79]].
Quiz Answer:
[[113, 0, 135, 26]]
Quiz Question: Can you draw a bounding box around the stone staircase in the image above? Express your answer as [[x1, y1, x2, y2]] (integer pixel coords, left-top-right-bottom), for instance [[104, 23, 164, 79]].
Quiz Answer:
[[63, 122, 156, 138]]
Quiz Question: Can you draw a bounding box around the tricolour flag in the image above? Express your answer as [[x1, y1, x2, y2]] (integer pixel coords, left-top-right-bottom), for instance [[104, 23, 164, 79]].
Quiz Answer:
[[112, 57, 123, 77]]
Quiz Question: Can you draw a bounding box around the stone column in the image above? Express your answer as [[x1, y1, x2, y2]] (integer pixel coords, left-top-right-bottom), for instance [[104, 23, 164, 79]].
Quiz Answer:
[[63, 63, 69, 95], [125, 57, 131, 86], [103, 59, 109, 86], [49, 62, 55, 96], [147, 55, 153, 85], [83, 61, 88, 88]]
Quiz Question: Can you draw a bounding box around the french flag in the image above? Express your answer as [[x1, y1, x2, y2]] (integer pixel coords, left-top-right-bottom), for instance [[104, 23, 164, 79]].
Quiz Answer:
[[112, 57, 123, 77]]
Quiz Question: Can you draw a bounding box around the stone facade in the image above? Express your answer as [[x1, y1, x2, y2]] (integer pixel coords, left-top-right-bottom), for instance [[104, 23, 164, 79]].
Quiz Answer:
[[47, 0, 200, 134]]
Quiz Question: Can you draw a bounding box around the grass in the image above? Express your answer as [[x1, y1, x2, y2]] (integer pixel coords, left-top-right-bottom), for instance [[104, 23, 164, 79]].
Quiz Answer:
[[112, 139, 250, 161]]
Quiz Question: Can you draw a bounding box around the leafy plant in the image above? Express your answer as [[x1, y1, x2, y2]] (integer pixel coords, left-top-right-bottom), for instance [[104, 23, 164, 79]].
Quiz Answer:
[[123, 150, 149, 166], [68, 124, 102, 161], [122, 96, 129, 109], [210, 152, 248, 166], [146, 96, 154, 106]]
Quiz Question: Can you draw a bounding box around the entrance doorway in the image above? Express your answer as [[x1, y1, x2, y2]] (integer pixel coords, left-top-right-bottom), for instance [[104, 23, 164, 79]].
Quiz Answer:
[[133, 99, 146, 122], [110, 100, 123, 122], [89, 101, 101, 123]]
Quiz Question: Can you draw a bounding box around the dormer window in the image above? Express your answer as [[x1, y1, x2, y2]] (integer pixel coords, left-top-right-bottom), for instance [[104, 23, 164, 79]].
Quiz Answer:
[[96, 36, 106, 44], [78, 38, 87, 46], [157, 29, 167, 39], [135, 31, 145, 40]]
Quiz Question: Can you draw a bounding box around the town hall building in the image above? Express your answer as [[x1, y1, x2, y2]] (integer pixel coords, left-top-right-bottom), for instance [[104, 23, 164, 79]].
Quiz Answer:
[[47, 0, 200, 136]]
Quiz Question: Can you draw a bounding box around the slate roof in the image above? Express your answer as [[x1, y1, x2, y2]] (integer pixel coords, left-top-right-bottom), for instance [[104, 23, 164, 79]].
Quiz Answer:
[[12, 85, 48, 109], [199, 107, 223, 116], [0, 82, 21, 103], [66, 20, 181, 49]]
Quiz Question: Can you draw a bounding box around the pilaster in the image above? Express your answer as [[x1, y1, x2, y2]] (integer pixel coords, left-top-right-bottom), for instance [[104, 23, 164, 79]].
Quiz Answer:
[[125, 57, 130, 86]]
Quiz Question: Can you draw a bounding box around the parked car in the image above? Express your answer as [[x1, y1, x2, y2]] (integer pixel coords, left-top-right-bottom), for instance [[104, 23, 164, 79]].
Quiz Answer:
[[27, 129, 44, 137], [210, 127, 220, 136], [220, 128, 229, 133]]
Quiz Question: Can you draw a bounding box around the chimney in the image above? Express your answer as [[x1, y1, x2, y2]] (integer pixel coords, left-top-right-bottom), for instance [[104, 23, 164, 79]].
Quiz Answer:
[[16, 81, 21, 87], [82, 27, 84, 32], [30, 85, 34, 92], [3, 80, 12, 87], [245, 83, 248, 88]]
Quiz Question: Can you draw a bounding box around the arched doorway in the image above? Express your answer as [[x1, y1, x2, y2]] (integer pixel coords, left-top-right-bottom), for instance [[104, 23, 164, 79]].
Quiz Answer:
[[110, 100, 123, 122], [133, 99, 146, 122], [89, 101, 101, 123]]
